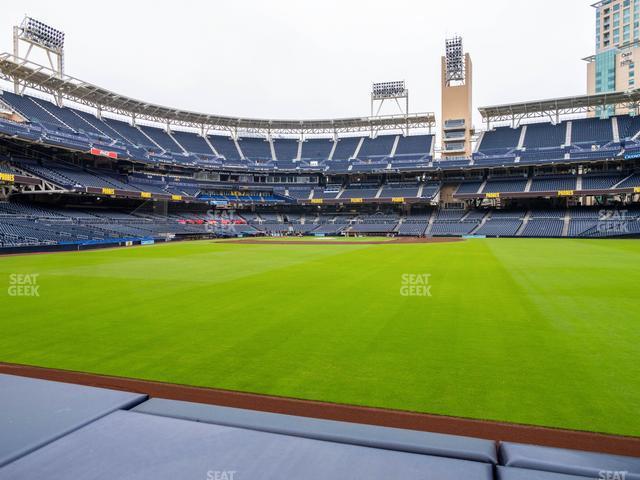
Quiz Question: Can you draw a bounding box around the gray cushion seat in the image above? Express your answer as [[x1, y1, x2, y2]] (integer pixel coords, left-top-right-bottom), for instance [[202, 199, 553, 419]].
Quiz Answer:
[[133, 398, 497, 463], [497, 466, 600, 480], [0, 373, 147, 467], [0, 410, 494, 480], [500, 442, 640, 480]]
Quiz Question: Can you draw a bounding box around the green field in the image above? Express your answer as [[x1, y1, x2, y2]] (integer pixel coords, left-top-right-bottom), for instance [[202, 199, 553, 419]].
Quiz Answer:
[[1, 238, 639, 437]]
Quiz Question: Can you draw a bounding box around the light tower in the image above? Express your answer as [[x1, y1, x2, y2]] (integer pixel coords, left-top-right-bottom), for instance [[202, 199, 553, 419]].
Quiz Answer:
[[12, 16, 65, 105], [371, 80, 409, 135], [441, 36, 473, 158]]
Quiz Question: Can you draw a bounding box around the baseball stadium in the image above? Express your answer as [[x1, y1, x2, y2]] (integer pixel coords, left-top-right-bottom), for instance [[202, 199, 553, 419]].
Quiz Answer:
[[0, 2, 639, 479]]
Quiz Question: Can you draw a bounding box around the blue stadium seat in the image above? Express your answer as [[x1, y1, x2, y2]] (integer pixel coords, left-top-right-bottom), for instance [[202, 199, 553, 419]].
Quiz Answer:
[[478, 126, 521, 154], [208, 134, 242, 161], [570, 118, 613, 146], [358, 134, 396, 158], [300, 138, 334, 160], [273, 138, 299, 161], [332, 136, 362, 160], [395, 134, 434, 157], [237, 136, 272, 160], [524, 122, 566, 149]]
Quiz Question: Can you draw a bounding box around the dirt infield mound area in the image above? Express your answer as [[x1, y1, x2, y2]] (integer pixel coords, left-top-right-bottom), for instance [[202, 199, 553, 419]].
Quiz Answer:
[[218, 237, 464, 246]]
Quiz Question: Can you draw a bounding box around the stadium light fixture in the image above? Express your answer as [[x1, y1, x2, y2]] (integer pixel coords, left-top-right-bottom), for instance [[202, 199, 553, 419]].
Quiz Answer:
[[19, 16, 65, 52], [445, 36, 465, 85], [370, 81, 410, 135], [371, 81, 407, 100], [12, 16, 65, 105]]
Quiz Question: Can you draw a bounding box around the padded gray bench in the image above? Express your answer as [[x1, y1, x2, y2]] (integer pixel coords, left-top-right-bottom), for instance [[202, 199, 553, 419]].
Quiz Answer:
[[0, 410, 494, 480], [500, 442, 640, 480], [0, 374, 146, 467], [133, 397, 497, 463], [497, 466, 600, 479]]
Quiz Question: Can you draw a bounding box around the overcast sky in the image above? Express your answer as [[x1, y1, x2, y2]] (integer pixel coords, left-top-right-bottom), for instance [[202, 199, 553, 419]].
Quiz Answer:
[[1, 0, 594, 128]]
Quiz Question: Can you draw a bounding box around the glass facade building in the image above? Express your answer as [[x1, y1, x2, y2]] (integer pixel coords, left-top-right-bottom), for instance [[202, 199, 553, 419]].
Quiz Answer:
[[591, 0, 640, 115], [595, 0, 640, 52]]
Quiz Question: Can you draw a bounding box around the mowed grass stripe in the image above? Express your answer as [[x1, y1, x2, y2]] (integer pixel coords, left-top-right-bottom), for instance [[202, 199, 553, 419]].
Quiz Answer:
[[0, 239, 638, 436]]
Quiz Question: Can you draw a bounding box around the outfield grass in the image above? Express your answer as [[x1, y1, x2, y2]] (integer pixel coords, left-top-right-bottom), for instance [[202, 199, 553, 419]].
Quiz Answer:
[[1, 238, 639, 436]]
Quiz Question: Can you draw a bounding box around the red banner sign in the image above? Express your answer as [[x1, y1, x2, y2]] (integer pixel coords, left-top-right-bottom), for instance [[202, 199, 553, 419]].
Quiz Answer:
[[90, 148, 118, 159]]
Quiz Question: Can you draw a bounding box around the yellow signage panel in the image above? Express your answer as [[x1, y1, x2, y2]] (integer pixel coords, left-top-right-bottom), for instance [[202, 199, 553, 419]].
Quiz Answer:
[[392, 197, 405, 203], [140, 192, 152, 199], [558, 190, 574, 197], [0, 173, 15, 183], [101, 187, 115, 195], [310, 198, 323, 204], [171, 194, 183, 201], [485, 192, 500, 199], [634, 187, 640, 193], [350, 198, 364, 203]]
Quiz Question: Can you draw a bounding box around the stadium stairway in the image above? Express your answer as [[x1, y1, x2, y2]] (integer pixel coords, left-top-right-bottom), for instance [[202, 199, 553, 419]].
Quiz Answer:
[[562, 212, 571, 237], [515, 210, 531, 236], [0, 374, 638, 479], [424, 210, 437, 235], [471, 211, 491, 234]]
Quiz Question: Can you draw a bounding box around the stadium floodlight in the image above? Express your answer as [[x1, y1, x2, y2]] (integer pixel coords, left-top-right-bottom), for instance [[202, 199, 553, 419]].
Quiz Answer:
[[19, 17, 65, 51], [445, 36, 465, 85], [12, 16, 65, 104], [370, 81, 410, 134], [372, 81, 407, 100]]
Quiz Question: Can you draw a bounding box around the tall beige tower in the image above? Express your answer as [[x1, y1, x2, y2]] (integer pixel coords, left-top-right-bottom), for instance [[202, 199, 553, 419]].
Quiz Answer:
[[441, 37, 473, 158]]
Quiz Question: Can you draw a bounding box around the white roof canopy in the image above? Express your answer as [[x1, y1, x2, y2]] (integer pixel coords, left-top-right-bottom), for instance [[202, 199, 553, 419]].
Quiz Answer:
[[0, 53, 435, 135]]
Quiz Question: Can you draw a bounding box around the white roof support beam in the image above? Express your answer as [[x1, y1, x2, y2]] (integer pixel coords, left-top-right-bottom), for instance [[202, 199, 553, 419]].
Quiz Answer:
[[0, 53, 436, 135]]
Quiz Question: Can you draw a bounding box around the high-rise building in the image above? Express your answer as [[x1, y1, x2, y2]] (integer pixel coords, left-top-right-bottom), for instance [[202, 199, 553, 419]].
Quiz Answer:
[[586, 0, 640, 115]]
